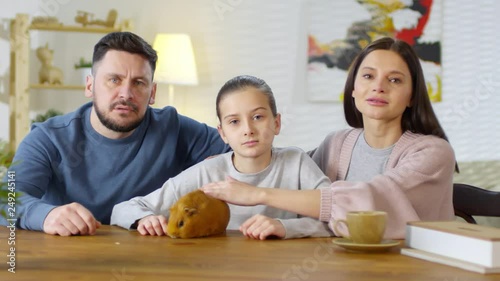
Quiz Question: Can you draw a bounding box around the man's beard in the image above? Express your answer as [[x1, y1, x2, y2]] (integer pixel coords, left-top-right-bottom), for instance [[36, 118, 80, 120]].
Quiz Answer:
[[95, 100, 144, 133]]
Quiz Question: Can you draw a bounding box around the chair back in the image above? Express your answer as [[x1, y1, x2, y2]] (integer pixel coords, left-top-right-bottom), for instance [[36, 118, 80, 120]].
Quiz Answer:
[[453, 183, 500, 224]]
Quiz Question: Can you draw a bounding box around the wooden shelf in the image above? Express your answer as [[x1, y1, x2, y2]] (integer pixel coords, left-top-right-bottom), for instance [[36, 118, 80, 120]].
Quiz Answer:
[[30, 24, 120, 33], [30, 84, 85, 90], [9, 13, 132, 151]]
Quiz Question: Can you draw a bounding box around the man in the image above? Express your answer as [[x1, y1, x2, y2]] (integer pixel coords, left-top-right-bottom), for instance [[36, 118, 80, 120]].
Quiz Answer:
[[1, 32, 229, 236]]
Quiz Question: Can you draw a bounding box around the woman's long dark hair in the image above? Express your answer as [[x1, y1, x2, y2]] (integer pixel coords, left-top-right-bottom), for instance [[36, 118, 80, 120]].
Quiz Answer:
[[343, 37, 458, 172]]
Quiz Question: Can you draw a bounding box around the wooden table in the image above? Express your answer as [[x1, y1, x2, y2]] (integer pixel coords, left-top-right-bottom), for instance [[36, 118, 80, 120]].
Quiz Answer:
[[1, 225, 498, 281]]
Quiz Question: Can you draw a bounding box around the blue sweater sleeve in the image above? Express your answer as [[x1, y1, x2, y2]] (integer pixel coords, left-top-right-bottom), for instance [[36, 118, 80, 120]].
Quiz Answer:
[[1, 127, 59, 231]]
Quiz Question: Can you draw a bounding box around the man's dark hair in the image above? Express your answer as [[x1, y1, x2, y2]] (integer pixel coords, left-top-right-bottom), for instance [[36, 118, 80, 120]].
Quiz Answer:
[[92, 32, 157, 80]]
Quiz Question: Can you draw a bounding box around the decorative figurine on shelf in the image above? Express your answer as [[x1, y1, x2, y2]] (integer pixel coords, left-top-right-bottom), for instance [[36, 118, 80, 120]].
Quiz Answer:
[[31, 16, 62, 27], [90, 9, 117, 28], [120, 19, 132, 31], [74, 9, 117, 28], [36, 44, 63, 85], [74, 10, 94, 27]]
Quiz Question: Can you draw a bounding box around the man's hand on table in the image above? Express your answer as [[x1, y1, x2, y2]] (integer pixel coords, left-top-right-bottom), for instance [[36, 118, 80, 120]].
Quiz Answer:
[[43, 202, 101, 236]]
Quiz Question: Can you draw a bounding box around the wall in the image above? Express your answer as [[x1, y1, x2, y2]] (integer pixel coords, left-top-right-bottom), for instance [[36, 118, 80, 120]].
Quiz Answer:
[[439, 0, 500, 161], [0, 0, 499, 163]]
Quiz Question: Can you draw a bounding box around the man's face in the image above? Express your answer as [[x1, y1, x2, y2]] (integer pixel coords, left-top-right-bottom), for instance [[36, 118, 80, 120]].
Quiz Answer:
[[85, 50, 156, 136]]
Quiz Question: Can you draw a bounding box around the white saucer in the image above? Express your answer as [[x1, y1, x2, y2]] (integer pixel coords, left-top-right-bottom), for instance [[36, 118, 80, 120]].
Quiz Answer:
[[332, 238, 400, 252]]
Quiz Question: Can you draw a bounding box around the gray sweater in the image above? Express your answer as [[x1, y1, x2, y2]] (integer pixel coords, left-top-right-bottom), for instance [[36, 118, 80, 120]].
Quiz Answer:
[[111, 147, 333, 239]]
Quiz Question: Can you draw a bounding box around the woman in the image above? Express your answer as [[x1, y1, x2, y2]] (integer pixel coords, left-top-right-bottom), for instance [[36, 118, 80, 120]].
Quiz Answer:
[[202, 37, 458, 239]]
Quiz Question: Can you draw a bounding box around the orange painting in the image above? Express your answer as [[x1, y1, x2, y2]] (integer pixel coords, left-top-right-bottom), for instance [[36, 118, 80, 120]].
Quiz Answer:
[[307, 0, 442, 102]]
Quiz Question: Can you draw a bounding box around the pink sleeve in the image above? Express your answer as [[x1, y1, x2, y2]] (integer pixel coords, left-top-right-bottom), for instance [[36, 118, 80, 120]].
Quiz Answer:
[[319, 136, 456, 239], [319, 188, 333, 222]]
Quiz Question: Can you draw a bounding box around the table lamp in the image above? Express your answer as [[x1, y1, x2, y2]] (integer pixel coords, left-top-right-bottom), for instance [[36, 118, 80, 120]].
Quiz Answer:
[[153, 33, 199, 106]]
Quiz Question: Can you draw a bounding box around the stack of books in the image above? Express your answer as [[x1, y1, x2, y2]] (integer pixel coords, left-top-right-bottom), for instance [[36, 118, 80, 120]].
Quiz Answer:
[[402, 221, 500, 274]]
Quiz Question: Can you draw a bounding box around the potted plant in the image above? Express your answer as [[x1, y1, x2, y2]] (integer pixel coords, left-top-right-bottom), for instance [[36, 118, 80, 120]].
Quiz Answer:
[[0, 140, 16, 218], [74, 57, 92, 84], [31, 109, 63, 124]]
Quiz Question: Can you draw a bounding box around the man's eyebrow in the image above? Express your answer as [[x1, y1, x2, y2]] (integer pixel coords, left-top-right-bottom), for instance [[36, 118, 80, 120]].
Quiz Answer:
[[104, 73, 151, 81]]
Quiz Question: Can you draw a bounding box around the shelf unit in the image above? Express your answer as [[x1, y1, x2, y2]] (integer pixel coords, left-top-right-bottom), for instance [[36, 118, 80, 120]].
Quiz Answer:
[[9, 13, 130, 151], [29, 84, 85, 90]]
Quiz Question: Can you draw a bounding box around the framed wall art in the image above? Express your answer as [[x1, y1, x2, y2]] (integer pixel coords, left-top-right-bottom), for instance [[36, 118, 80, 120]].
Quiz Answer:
[[306, 0, 442, 102]]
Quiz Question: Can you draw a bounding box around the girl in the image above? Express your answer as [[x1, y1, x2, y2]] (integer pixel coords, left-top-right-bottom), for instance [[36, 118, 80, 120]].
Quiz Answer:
[[111, 75, 333, 239]]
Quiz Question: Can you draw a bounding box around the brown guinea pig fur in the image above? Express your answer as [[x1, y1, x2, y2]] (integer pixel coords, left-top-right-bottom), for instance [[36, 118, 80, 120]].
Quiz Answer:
[[167, 190, 230, 239]]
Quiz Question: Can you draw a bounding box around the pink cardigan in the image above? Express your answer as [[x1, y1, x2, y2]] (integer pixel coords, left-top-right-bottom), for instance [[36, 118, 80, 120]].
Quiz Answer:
[[312, 129, 456, 239]]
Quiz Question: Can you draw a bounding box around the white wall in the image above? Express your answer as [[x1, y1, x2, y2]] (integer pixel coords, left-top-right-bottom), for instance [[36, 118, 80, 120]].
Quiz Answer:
[[439, 0, 500, 161], [1, 0, 499, 162]]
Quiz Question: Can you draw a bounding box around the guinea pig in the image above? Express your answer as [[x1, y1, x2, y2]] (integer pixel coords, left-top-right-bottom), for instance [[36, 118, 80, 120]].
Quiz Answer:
[[167, 189, 230, 239]]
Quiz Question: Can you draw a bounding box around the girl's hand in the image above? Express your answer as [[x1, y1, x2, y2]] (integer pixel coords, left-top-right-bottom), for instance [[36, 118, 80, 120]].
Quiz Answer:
[[240, 214, 286, 240], [201, 176, 264, 206], [137, 215, 168, 236]]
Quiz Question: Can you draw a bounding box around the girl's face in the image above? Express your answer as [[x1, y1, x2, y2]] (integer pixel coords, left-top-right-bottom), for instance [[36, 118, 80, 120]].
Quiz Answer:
[[217, 88, 280, 164], [352, 50, 412, 126]]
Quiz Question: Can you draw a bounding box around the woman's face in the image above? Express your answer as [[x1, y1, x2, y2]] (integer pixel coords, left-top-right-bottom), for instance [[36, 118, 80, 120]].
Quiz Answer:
[[352, 50, 412, 126]]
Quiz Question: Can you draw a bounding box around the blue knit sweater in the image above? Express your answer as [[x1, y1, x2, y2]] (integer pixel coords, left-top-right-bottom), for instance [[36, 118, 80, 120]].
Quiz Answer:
[[2, 102, 229, 231]]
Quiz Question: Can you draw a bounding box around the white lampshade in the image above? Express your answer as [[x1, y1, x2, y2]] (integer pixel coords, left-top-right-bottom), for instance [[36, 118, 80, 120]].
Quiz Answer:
[[153, 33, 198, 85]]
